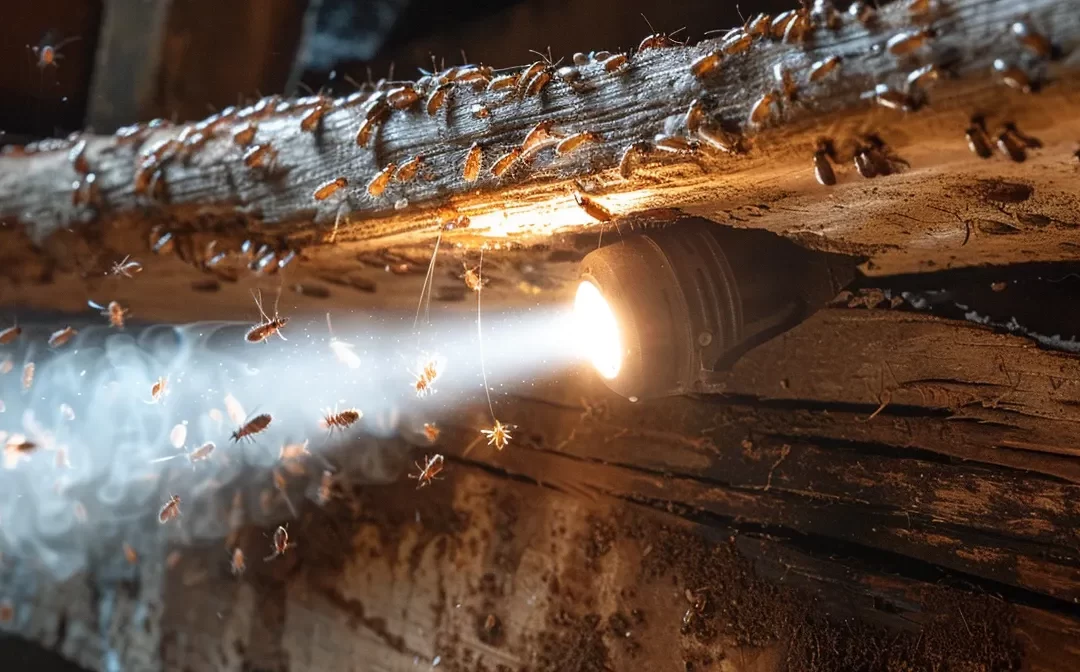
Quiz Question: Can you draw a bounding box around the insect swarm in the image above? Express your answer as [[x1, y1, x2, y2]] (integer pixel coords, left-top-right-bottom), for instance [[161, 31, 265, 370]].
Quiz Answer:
[[159, 494, 182, 524], [245, 289, 289, 343], [313, 177, 347, 201], [409, 454, 445, 488], [264, 524, 295, 561], [231, 413, 273, 443]]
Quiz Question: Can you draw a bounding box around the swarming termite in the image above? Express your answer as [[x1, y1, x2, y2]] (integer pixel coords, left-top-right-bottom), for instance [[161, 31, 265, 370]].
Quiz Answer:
[[481, 420, 513, 451], [29, 35, 81, 70], [770, 10, 798, 38], [22, 363, 34, 391], [556, 131, 601, 156], [317, 470, 334, 505], [300, 98, 331, 132], [425, 83, 452, 116], [721, 29, 753, 56], [48, 327, 77, 348], [387, 85, 420, 110], [313, 177, 347, 201], [69, 139, 89, 175], [243, 144, 277, 170], [813, 148, 837, 186], [231, 413, 273, 443], [464, 264, 485, 292], [637, 15, 686, 51], [320, 407, 362, 435], [159, 494, 182, 524], [264, 525, 295, 561], [906, 64, 940, 90], [150, 376, 168, 403], [409, 454, 445, 488], [600, 53, 629, 73], [965, 124, 994, 159], [996, 130, 1027, 163], [487, 73, 519, 93], [1011, 21, 1053, 59], [690, 51, 723, 79], [423, 423, 440, 443], [367, 163, 396, 197], [230, 548, 246, 575], [396, 155, 425, 182], [0, 323, 21, 345], [245, 289, 289, 343], [233, 124, 257, 147], [491, 148, 522, 177], [618, 141, 651, 179], [187, 441, 215, 464], [88, 300, 127, 329], [808, 55, 842, 83], [463, 143, 482, 182], [748, 91, 779, 126], [886, 28, 934, 57]]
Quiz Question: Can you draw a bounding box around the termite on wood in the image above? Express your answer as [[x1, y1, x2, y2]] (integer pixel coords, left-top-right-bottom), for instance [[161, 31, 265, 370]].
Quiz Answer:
[[313, 177, 347, 201], [555, 131, 601, 156], [491, 148, 522, 177], [463, 143, 482, 182], [367, 163, 396, 197], [396, 155, 425, 182], [574, 192, 614, 222]]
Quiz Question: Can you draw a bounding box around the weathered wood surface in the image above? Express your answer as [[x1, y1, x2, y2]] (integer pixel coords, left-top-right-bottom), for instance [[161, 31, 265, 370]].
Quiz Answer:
[[1, 0, 1079, 279], [2, 304, 1080, 670]]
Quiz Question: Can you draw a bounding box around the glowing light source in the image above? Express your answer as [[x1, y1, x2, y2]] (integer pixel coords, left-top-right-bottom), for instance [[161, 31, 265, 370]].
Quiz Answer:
[[574, 280, 622, 379]]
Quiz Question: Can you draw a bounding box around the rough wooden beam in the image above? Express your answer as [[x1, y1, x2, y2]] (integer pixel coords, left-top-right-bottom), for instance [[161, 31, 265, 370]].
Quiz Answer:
[[2, 0, 1078, 277]]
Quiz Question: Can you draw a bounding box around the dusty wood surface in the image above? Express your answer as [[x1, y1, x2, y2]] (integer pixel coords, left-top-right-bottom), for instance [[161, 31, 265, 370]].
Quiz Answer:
[[1, 0, 1079, 282], [2, 304, 1079, 670]]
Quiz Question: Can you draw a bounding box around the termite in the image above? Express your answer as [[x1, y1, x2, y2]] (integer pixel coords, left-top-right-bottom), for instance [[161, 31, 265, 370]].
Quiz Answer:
[[367, 162, 396, 197], [396, 155, 425, 182], [481, 420, 513, 451], [22, 363, 33, 391], [243, 144, 277, 170], [601, 53, 629, 73], [518, 60, 547, 92], [770, 10, 798, 38], [230, 548, 246, 575], [849, 1, 877, 26], [690, 51, 723, 79], [698, 123, 740, 154], [463, 143, 482, 182], [746, 13, 772, 38], [813, 149, 837, 186], [409, 454, 445, 488], [487, 74, 519, 93], [159, 494, 182, 524], [556, 131, 601, 156], [522, 120, 559, 158], [280, 439, 310, 462], [996, 130, 1027, 162], [313, 177, 347, 201], [464, 264, 484, 292], [264, 525, 295, 561], [619, 141, 651, 179], [69, 139, 89, 175], [906, 64, 940, 90], [188, 441, 215, 464], [317, 470, 334, 505], [320, 407, 362, 435], [854, 147, 879, 178], [491, 148, 522, 177], [233, 124, 257, 147], [0, 323, 21, 344], [874, 84, 915, 112], [387, 85, 420, 110], [426, 83, 452, 116], [6, 437, 36, 453], [150, 376, 168, 403], [88, 300, 127, 329], [300, 99, 331, 133], [413, 371, 432, 397], [123, 543, 138, 565], [774, 64, 798, 102], [231, 413, 273, 443], [1011, 21, 1052, 59], [423, 423, 440, 443], [965, 124, 994, 159], [30, 35, 80, 70], [993, 59, 1032, 93], [748, 91, 779, 126], [782, 11, 812, 44], [812, 0, 842, 30], [48, 326, 77, 348], [721, 30, 753, 55], [574, 193, 614, 222], [886, 28, 934, 57], [809, 55, 842, 83], [245, 289, 289, 343]]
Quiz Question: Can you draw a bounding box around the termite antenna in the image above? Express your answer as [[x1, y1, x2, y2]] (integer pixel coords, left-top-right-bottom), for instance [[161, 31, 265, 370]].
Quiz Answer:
[[297, 81, 316, 96], [641, 13, 656, 34], [476, 247, 495, 419], [413, 228, 443, 336], [343, 74, 363, 91], [735, 4, 747, 24], [460, 48, 468, 65]]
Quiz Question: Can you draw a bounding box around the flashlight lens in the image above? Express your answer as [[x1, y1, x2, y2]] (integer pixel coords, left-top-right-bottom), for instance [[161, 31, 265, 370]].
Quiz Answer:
[[574, 280, 622, 379]]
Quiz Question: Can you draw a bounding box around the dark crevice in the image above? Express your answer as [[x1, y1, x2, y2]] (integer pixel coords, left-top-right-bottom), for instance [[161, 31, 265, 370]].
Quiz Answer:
[[692, 393, 957, 419]]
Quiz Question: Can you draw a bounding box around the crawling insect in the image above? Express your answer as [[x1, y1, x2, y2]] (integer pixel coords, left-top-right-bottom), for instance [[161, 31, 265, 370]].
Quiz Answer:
[[243, 144, 277, 170], [600, 53, 629, 73], [637, 16, 686, 51], [522, 120, 558, 156], [965, 124, 994, 159], [886, 28, 934, 57], [698, 123, 740, 154], [809, 55, 842, 83], [409, 454, 445, 489], [387, 85, 420, 110], [721, 29, 754, 55], [574, 193, 614, 222], [29, 35, 80, 70], [690, 50, 723, 79], [245, 289, 289, 343], [996, 129, 1027, 163], [618, 141, 651, 179], [463, 143, 483, 182], [0, 323, 21, 345], [320, 407, 362, 434], [654, 135, 699, 154], [481, 420, 513, 451], [231, 413, 273, 443], [69, 139, 89, 175], [88, 300, 127, 329], [264, 525, 295, 561], [22, 362, 34, 391], [396, 155, 425, 182], [770, 10, 798, 38], [158, 494, 182, 524], [555, 131, 601, 156], [300, 98, 331, 133], [150, 376, 168, 403], [423, 423, 440, 443], [232, 124, 257, 147], [813, 149, 837, 186], [313, 177, 347, 201], [464, 264, 485, 292], [748, 91, 779, 126], [188, 441, 215, 464], [48, 326, 78, 348], [491, 148, 522, 177], [487, 73, 519, 93], [426, 83, 452, 116], [230, 548, 246, 576]]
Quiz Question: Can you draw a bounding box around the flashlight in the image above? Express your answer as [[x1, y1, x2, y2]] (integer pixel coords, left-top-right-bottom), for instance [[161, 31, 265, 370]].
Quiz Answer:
[[574, 219, 854, 399]]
